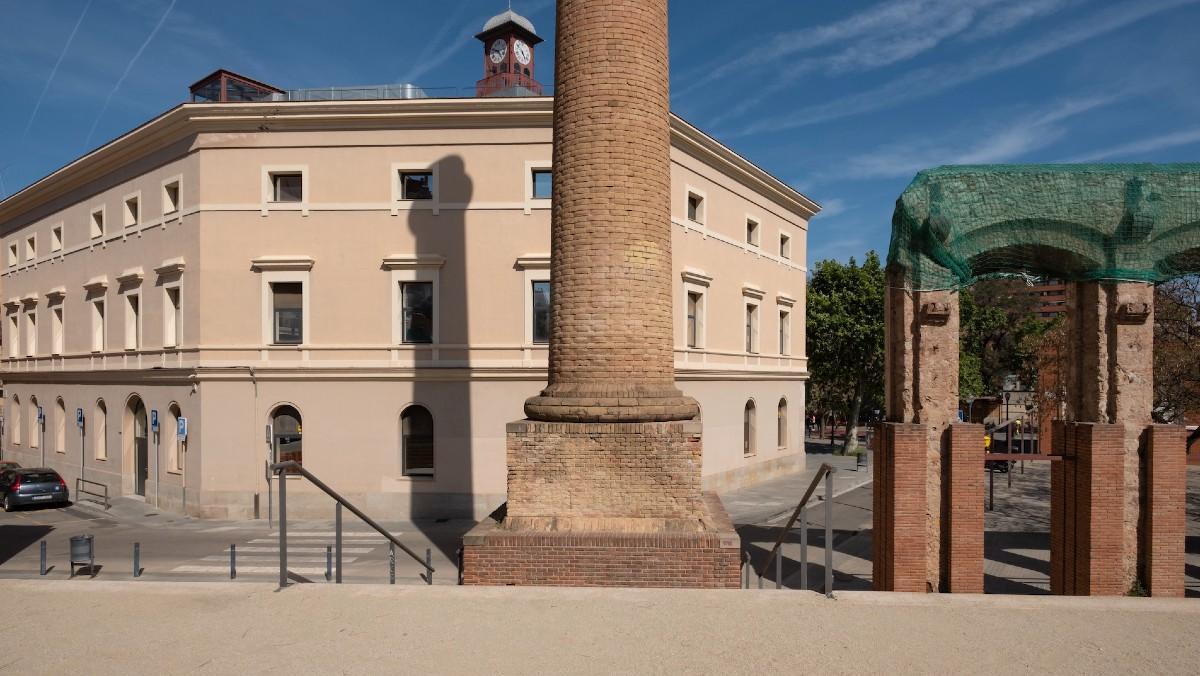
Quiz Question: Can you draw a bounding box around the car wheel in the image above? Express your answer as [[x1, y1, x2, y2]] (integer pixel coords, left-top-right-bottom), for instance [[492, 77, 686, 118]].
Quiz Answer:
[[3, 495, 13, 512]]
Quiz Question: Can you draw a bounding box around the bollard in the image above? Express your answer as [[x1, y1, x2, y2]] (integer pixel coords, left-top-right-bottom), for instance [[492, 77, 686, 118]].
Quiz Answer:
[[133, 542, 141, 578], [326, 545, 332, 582], [988, 465, 995, 512], [335, 503, 343, 584], [230, 544, 237, 580], [775, 544, 782, 589], [389, 543, 396, 584], [800, 506, 808, 591], [40, 540, 47, 576], [426, 548, 433, 585], [824, 469, 834, 597]]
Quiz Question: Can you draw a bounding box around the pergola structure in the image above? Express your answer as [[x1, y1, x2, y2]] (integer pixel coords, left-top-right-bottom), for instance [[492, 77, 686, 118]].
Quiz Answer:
[[876, 164, 1198, 596]]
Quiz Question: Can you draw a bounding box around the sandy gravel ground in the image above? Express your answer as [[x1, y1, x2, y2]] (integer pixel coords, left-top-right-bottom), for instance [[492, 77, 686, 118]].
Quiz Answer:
[[1, 580, 1196, 675]]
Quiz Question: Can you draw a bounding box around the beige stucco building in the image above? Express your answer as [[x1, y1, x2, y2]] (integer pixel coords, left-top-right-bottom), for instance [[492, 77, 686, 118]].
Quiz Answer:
[[0, 19, 816, 519]]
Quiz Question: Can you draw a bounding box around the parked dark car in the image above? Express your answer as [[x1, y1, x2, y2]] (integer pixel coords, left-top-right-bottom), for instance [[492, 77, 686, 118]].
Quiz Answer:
[[0, 468, 69, 511]]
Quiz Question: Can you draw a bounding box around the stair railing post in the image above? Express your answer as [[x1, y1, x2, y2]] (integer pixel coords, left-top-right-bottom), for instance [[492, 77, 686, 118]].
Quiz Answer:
[[278, 467, 288, 588], [335, 502, 343, 584], [824, 468, 834, 598], [800, 505, 808, 591]]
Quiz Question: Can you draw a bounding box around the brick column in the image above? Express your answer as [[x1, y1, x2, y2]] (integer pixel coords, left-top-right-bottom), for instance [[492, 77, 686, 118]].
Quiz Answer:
[[873, 423, 928, 592], [1065, 282, 1152, 590], [943, 424, 983, 593], [523, 0, 697, 423], [883, 269, 959, 591], [1140, 425, 1186, 597], [1051, 422, 1125, 595]]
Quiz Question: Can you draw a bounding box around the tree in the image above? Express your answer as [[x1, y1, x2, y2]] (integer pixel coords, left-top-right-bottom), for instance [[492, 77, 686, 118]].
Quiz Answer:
[[958, 280, 1046, 399], [1153, 275, 1200, 424], [807, 252, 885, 452]]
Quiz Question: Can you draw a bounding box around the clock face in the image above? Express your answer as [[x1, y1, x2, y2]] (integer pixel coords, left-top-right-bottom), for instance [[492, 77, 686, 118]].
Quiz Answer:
[[489, 39, 507, 64], [514, 40, 532, 66]]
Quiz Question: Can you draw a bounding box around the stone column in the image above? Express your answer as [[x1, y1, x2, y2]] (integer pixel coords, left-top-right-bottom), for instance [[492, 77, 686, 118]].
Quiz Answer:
[[524, 0, 697, 424], [944, 423, 984, 593], [882, 269, 959, 591], [1065, 281, 1152, 590], [1141, 425, 1186, 597]]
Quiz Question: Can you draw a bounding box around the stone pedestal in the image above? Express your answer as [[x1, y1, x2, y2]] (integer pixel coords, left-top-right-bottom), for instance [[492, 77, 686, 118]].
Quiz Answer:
[[1140, 425, 1186, 597], [873, 422, 929, 592], [943, 424, 984, 593], [462, 420, 740, 587]]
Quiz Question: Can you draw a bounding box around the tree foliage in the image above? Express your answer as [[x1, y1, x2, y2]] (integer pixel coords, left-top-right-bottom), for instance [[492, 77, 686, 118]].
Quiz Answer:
[[1153, 275, 1200, 424], [958, 280, 1047, 399], [807, 252, 885, 450]]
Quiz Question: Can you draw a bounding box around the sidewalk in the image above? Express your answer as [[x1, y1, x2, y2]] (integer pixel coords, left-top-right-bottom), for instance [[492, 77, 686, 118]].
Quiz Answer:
[[720, 440, 873, 526], [2, 579, 1196, 675]]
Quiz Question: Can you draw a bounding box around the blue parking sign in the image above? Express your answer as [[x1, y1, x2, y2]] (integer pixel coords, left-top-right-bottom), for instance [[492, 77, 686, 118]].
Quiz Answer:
[[76, 408, 84, 428], [177, 416, 188, 440], [151, 409, 159, 433]]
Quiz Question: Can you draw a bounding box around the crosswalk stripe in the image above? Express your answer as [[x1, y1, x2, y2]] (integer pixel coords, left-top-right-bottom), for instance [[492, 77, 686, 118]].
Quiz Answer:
[[248, 537, 382, 545], [224, 546, 373, 554], [171, 565, 328, 575], [199, 526, 241, 533]]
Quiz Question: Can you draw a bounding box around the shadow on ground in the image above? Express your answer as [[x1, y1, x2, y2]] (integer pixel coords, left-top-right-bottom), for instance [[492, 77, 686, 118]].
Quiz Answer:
[[0, 525, 53, 566]]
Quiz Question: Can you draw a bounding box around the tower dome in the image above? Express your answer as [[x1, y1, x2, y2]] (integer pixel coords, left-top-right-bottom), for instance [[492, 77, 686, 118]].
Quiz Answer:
[[480, 9, 536, 35]]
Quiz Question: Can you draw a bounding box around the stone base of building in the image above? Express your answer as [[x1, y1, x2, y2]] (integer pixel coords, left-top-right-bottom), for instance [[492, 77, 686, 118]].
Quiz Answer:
[[461, 492, 742, 588]]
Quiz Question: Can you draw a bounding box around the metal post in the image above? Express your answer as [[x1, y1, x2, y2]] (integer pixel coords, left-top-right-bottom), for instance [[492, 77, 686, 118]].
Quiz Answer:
[[278, 469, 287, 588], [988, 464, 995, 512], [1008, 462, 1013, 488], [775, 544, 782, 589], [335, 502, 343, 584], [133, 542, 141, 578], [389, 543, 396, 584], [426, 548, 433, 585], [824, 469, 834, 597], [326, 545, 332, 582], [230, 544, 236, 580], [40, 540, 47, 576], [800, 506, 808, 591]]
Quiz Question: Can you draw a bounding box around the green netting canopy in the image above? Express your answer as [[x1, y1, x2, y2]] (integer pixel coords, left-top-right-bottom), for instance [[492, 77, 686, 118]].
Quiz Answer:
[[887, 164, 1200, 290]]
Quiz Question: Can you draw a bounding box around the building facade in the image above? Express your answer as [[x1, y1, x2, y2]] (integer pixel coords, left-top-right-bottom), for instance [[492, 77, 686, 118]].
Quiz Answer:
[[0, 16, 816, 520]]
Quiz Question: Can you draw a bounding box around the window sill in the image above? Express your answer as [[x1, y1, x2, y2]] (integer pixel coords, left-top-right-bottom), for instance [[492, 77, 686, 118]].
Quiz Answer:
[[401, 474, 435, 481], [166, 469, 183, 476], [743, 453, 757, 458]]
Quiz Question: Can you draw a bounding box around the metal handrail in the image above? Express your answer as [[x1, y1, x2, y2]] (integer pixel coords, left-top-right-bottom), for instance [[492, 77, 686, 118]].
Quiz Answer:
[[758, 463, 836, 596], [270, 460, 434, 587], [75, 478, 110, 510]]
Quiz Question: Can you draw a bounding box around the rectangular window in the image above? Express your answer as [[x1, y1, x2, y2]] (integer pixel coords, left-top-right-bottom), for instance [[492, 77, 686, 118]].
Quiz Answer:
[[124, 294, 140, 350], [401, 281, 434, 344], [531, 281, 551, 344], [51, 307, 63, 355], [400, 172, 434, 200], [779, 310, 791, 355], [90, 208, 104, 239], [123, 195, 140, 227], [164, 287, 181, 347], [271, 173, 303, 203], [780, 232, 791, 259], [531, 169, 552, 200], [25, 235, 36, 261], [24, 310, 36, 357], [7, 243, 16, 267], [271, 282, 304, 345], [91, 300, 106, 352], [163, 180, 180, 214], [51, 225, 63, 252], [7, 313, 18, 357], [686, 291, 701, 349], [746, 218, 760, 247], [687, 192, 704, 223], [745, 304, 759, 354]]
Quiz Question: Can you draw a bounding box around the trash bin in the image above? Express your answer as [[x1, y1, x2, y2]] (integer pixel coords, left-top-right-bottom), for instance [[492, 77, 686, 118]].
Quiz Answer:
[[70, 534, 94, 578]]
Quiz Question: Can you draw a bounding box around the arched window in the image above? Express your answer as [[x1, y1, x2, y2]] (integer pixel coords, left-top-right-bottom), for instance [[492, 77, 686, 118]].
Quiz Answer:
[[168, 403, 184, 473], [401, 405, 434, 476], [743, 400, 756, 456], [55, 398, 66, 454], [777, 398, 788, 449], [11, 395, 20, 445], [94, 400, 108, 460], [28, 395, 39, 449], [271, 405, 302, 468]]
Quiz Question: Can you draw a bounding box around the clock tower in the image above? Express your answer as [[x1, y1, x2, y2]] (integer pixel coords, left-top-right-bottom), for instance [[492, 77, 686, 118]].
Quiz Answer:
[[475, 7, 544, 97]]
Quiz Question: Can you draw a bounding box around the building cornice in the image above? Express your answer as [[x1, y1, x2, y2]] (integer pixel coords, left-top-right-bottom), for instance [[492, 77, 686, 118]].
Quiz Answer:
[[0, 97, 819, 225], [45, 287, 67, 302], [154, 257, 187, 276], [115, 267, 145, 286], [381, 254, 446, 270], [513, 254, 551, 270], [83, 276, 109, 293], [681, 268, 713, 287]]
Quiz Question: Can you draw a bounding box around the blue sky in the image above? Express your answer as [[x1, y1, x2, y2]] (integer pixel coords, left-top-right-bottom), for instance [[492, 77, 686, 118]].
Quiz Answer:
[[2, 0, 1199, 263]]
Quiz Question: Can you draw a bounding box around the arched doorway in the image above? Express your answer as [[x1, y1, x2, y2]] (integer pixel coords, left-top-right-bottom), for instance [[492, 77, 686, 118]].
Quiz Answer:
[[271, 405, 302, 468], [127, 396, 149, 496]]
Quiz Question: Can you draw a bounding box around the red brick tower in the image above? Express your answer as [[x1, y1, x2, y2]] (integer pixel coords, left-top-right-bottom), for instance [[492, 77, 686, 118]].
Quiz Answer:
[[462, 0, 740, 588]]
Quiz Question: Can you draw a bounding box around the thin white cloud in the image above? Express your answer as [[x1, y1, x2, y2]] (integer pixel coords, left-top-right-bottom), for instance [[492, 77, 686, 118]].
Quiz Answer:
[[813, 197, 849, 219], [21, 0, 92, 144], [84, 0, 177, 148], [840, 95, 1117, 180], [724, 0, 1198, 138], [397, 2, 473, 84], [1066, 128, 1200, 162]]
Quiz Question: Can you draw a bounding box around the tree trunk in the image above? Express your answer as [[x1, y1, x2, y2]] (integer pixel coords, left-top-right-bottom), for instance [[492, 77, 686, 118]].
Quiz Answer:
[[843, 379, 865, 453]]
